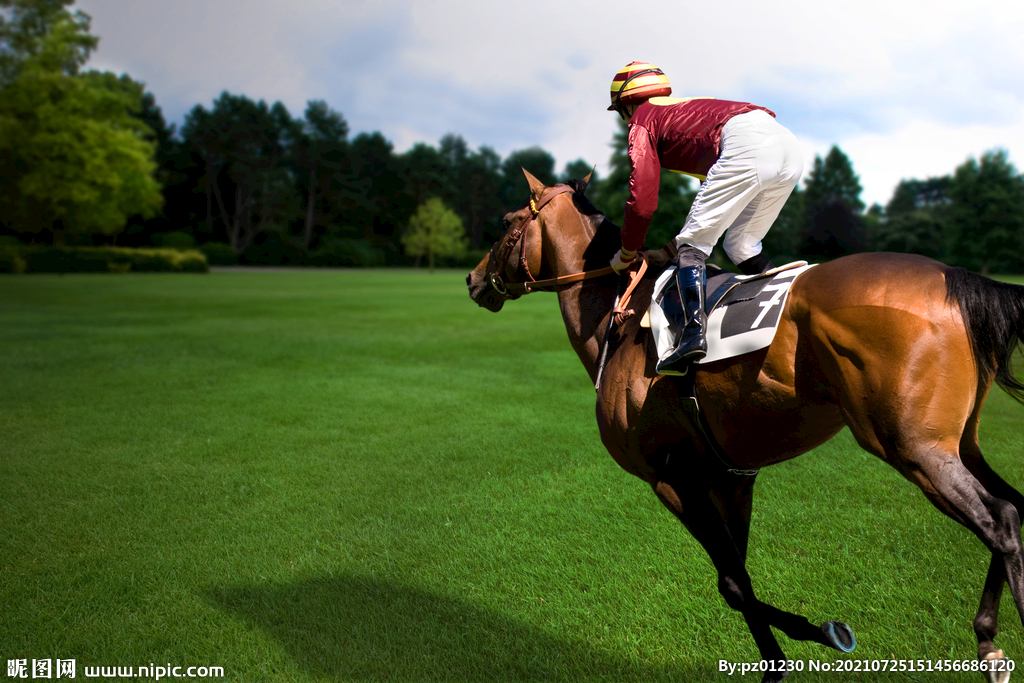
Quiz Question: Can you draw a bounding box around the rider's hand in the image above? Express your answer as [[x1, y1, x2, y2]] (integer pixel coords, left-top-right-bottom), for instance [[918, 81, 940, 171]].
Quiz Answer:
[[610, 247, 637, 274]]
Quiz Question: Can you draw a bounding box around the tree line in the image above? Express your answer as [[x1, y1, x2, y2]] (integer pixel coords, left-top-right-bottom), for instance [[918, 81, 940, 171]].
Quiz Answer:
[[3, 0, 1024, 273]]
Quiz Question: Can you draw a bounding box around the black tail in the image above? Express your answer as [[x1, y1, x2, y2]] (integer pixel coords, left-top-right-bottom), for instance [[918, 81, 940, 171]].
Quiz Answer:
[[945, 267, 1024, 403]]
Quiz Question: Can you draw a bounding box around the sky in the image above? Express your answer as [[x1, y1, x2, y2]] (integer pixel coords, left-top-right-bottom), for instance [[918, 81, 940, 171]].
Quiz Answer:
[[76, 0, 1024, 208]]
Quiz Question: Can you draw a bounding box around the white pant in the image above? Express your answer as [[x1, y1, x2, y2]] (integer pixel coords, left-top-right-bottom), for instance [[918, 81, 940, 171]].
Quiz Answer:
[[673, 110, 803, 264]]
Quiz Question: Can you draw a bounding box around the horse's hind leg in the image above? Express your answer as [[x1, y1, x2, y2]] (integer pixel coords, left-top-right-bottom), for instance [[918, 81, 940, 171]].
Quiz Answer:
[[814, 295, 1024, 678], [898, 449, 1024, 682], [961, 407, 1024, 679]]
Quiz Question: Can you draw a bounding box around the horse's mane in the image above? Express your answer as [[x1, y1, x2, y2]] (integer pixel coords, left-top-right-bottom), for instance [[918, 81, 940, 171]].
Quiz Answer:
[[559, 179, 621, 270]]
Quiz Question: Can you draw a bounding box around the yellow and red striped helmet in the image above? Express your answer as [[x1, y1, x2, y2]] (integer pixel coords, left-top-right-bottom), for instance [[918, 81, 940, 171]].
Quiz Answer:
[[608, 61, 672, 111]]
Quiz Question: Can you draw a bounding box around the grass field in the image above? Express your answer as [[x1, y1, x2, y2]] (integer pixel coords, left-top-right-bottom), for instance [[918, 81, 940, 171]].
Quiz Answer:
[[3, 268, 1024, 682]]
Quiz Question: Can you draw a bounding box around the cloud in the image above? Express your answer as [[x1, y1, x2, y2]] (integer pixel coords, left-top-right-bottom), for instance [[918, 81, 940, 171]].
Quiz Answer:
[[75, 0, 1024, 208]]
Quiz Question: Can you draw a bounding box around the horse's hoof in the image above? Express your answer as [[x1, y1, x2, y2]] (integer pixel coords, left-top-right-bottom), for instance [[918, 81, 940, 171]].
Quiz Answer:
[[984, 649, 1011, 683], [821, 621, 856, 653], [761, 669, 789, 683]]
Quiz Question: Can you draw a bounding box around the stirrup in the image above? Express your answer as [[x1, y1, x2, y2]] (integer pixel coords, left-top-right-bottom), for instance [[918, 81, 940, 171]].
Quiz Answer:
[[656, 344, 706, 376], [656, 359, 692, 377]]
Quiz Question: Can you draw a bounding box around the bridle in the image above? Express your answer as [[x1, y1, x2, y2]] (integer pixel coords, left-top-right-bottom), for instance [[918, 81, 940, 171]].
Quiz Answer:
[[488, 185, 616, 296], [487, 184, 647, 327]]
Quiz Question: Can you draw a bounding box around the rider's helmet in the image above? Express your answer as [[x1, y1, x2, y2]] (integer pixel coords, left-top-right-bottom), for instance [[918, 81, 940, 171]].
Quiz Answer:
[[608, 61, 672, 117]]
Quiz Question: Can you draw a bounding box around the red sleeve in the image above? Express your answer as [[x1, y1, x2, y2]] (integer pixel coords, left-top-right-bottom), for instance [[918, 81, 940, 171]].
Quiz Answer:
[[622, 123, 661, 252]]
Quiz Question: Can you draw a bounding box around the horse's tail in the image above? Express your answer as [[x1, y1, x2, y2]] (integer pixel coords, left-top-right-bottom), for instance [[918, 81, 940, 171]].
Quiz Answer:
[[945, 267, 1024, 403]]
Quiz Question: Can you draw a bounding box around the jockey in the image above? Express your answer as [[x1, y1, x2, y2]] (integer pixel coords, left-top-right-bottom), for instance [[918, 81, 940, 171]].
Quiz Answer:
[[607, 61, 803, 375]]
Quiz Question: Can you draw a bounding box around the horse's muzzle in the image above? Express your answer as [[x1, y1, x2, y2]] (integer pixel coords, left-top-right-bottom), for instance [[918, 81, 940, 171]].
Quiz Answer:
[[466, 260, 506, 312]]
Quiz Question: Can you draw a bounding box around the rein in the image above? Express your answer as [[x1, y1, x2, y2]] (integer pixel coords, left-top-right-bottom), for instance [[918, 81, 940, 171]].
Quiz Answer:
[[488, 186, 648, 325]]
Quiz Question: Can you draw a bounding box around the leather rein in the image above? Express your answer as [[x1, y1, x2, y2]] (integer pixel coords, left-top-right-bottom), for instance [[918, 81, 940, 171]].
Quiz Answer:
[[488, 184, 647, 325]]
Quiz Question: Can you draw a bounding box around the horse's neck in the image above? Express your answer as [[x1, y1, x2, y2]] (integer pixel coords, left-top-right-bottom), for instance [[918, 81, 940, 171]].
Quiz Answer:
[[556, 276, 617, 385], [545, 204, 620, 384]]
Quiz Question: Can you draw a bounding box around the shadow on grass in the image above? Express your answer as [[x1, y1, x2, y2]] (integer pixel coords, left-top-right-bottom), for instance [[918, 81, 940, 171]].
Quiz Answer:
[[207, 574, 715, 681]]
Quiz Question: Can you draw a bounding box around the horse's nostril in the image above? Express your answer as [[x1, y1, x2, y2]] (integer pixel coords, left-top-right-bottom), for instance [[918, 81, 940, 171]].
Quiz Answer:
[[465, 273, 472, 287]]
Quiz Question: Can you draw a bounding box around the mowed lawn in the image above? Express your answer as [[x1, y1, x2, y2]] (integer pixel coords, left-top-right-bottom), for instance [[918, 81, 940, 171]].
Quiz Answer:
[[2, 268, 1024, 682]]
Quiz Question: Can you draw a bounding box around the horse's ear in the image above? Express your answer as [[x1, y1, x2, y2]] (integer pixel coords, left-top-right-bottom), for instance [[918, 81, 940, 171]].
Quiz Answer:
[[581, 167, 596, 194], [521, 167, 546, 198]]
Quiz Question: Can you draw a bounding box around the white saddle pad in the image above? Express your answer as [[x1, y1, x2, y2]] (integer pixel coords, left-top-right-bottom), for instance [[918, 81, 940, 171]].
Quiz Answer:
[[647, 262, 816, 365]]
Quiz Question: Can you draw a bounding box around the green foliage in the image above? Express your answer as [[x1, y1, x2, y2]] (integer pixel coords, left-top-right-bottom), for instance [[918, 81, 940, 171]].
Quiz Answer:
[[0, 245, 208, 272], [0, 3, 161, 241], [590, 121, 630, 222], [804, 146, 865, 214], [401, 198, 468, 271], [865, 153, 1024, 273], [197, 241, 238, 266], [801, 146, 866, 258], [431, 136, 506, 248], [947, 150, 1024, 275], [873, 177, 951, 259], [181, 92, 303, 255], [0, 0, 96, 86], [561, 158, 596, 184], [646, 171, 698, 251], [497, 147, 558, 220], [502, 146, 557, 186], [309, 238, 385, 267], [0, 246, 27, 273], [293, 99, 349, 252], [152, 230, 196, 249]]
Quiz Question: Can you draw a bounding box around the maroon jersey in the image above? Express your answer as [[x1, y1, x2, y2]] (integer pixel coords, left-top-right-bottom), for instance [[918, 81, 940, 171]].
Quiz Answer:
[[622, 97, 775, 251]]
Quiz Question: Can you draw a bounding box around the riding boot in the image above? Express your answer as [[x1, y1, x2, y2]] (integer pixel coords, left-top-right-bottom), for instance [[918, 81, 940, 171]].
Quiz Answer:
[[656, 249, 707, 375]]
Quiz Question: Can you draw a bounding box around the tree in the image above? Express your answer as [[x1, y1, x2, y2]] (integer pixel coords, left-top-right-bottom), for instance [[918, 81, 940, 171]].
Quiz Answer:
[[121, 87, 204, 247], [0, 2, 162, 243], [402, 143, 449, 209], [347, 131, 409, 244], [293, 100, 348, 252], [0, 0, 95, 87], [180, 92, 302, 255], [947, 150, 1024, 275], [800, 146, 866, 258], [561, 158, 596, 184], [401, 198, 468, 272], [498, 146, 557, 212], [873, 177, 951, 259], [462, 146, 503, 248]]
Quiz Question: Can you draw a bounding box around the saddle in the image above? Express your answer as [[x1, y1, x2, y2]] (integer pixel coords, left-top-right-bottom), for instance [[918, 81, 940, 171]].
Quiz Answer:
[[643, 261, 814, 365]]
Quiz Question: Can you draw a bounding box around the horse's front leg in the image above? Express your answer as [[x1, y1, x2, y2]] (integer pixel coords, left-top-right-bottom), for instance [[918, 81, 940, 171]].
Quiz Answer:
[[653, 469, 852, 682]]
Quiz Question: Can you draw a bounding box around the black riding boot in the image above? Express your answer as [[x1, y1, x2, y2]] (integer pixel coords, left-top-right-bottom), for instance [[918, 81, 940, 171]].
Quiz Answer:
[[656, 248, 707, 376]]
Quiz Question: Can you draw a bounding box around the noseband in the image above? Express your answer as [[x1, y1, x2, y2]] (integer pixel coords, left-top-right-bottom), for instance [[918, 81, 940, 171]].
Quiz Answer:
[[489, 185, 615, 295]]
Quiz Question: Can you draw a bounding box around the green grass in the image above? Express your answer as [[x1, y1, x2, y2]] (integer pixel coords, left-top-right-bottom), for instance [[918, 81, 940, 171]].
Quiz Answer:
[[2, 269, 1024, 682]]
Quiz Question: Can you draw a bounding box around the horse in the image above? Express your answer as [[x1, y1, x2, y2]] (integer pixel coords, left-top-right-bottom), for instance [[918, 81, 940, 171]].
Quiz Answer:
[[466, 169, 1024, 683]]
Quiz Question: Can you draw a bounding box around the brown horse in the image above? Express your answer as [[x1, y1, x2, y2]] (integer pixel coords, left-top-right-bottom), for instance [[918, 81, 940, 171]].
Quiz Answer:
[[467, 170, 1024, 683]]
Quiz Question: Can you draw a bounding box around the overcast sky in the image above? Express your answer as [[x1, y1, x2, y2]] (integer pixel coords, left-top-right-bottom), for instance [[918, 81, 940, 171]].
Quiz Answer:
[[76, 0, 1024, 207]]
